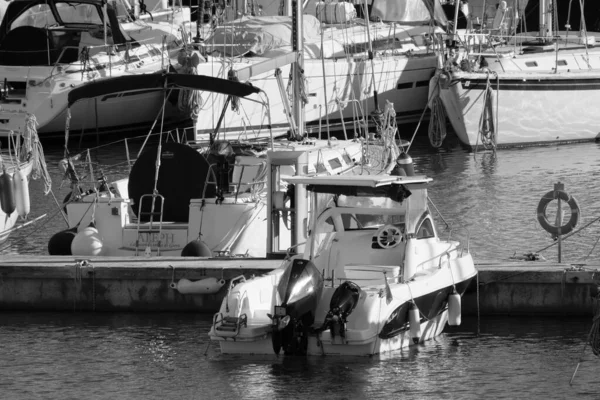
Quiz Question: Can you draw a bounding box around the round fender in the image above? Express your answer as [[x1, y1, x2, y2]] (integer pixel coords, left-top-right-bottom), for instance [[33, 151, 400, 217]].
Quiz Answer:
[[536, 190, 580, 236]]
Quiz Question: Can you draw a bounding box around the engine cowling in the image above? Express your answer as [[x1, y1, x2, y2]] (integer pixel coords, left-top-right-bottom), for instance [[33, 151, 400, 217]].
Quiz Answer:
[[271, 258, 324, 355]]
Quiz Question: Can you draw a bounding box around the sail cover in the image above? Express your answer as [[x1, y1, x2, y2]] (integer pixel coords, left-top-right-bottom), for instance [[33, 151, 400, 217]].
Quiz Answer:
[[371, 0, 448, 25]]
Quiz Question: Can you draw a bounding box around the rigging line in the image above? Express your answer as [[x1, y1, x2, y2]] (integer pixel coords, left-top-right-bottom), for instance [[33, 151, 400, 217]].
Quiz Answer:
[[535, 215, 600, 254]]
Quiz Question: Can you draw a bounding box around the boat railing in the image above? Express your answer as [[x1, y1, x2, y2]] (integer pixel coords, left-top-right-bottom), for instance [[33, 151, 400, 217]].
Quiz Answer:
[[46, 34, 177, 77], [410, 243, 461, 277], [446, 225, 470, 256], [202, 160, 268, 202]]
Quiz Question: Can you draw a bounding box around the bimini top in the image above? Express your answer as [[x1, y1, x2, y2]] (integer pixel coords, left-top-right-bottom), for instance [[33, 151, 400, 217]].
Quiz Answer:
[[284, 175, 431, 202], [284, 175, 431, 188], [67, 73, 261, 107]]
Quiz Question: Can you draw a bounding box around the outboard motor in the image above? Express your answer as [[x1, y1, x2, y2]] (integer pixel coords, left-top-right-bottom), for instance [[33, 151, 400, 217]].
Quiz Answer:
[[269, 258, 323, 356], [314, 281, 361, 340]]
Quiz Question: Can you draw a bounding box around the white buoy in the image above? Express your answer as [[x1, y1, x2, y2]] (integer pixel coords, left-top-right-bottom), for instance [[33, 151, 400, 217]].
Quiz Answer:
[[409, 302, 421, 344], [448, 290, 462, 326], [13, 169, 30, 218], [170, 277, 226, 295], [71, 226, 103, 256]]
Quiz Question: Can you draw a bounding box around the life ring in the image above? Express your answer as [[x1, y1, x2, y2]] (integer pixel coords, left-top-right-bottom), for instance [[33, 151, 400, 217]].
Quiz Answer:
[[536, 190, 580, 236]]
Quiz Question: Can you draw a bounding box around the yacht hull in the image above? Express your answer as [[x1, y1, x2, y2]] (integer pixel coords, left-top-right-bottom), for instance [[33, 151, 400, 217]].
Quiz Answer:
[[438, 71, 600, 149], [195, 54, 437, 140]]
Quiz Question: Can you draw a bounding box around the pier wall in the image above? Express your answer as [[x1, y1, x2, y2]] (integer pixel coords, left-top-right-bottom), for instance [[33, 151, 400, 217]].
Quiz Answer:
[[0, 257, 598, 315]]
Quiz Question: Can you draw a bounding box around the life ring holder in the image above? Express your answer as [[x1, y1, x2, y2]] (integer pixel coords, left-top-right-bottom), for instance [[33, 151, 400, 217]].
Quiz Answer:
[[537, 189, 580, 236]]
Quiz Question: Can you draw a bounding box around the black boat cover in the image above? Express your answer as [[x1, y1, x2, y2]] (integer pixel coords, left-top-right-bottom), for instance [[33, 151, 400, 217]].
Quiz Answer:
[[67, 73, 261, 107]]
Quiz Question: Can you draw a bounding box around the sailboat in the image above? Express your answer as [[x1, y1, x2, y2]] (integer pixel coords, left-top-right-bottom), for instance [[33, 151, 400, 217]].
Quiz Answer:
[[0, 0, 192, 139], [431, 0, 600, 149], [48, 61, 400, 257], [189, 0, 449, 141]]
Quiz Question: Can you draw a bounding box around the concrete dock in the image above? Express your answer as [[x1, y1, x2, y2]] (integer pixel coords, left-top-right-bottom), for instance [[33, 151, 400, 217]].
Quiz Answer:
[[0, 256, 598, 315]]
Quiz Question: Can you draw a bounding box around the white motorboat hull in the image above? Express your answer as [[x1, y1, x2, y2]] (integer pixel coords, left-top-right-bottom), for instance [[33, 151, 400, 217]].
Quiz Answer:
[[210, 252, 477, 357], [215, 310, 449, 356], [437, 70, 600, 149]]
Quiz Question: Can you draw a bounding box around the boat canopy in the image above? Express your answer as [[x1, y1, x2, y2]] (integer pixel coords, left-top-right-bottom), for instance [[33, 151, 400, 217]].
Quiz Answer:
[[0, 0, 128, 44], [284, 175, 431, 201], [371, 0, 448, 25], [67, 73, 261, 107]]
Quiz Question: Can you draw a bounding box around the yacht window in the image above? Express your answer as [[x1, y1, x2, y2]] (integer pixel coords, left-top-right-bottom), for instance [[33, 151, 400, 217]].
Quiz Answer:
[[12, 4, 57, 29], [557, 60, 567, 66], [344, 213, 404, 230], [416, 219, 435, 239], [55, 2, 102, 24], [315, 162, 327, 174], [342, 153, 352, 164], [525, 61, 538, 67], [328, 158, 342, 170]]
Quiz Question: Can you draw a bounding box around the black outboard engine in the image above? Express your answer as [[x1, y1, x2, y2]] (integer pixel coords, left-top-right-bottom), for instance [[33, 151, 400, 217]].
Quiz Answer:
[[269, 258, 323, 356], [314, 281, 361, 340]]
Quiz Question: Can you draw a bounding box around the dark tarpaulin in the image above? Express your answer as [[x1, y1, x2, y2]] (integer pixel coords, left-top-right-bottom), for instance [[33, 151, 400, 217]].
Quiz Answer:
[[306, 184, 412, 203], [67, 73, 261, 107]]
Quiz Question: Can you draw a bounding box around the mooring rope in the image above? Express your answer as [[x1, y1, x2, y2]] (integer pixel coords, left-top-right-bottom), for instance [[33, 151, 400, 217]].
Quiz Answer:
[[589, 289, 600, 356], [570, 284, 600, 385]]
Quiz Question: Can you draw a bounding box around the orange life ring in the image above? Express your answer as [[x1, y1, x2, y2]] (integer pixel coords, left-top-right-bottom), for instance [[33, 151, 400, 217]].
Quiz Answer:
[[537, 190, 580, 235]]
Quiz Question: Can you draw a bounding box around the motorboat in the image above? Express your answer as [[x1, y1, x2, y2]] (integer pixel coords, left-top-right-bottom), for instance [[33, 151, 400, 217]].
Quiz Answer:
[[190, 0, 450, 141], [47, 72, 400, 257], [430, 0, 600, 149], [209, 172, 478, 356], [0, 0, 192, 139]]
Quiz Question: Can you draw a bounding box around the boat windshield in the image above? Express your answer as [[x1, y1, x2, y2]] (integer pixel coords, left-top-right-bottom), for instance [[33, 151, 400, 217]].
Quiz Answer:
[[10, 1, 102, 30]]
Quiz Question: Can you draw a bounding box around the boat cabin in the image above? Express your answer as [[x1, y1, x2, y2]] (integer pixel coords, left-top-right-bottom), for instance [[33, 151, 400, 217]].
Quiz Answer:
[[284, 174, 448, 284], [0, 0, 136, 65]]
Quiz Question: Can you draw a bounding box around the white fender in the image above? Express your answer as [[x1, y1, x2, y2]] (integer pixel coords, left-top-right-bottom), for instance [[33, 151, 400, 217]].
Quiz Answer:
[[71, 226, 103, 256], [13, 169, 30, 218], [409, 302, 421, 343], [448, 291, 462, 326], [171, 277, 226, 295]]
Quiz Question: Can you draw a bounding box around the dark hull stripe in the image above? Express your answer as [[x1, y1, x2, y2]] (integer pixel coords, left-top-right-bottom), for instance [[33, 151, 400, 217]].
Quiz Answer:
[[379, 276, 474, 339], [460, 78, 600, 91]]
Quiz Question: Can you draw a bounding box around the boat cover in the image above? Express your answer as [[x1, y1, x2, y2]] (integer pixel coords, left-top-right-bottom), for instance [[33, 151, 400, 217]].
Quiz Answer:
[[371, 0, 447, 25], [67, 73, 261, 107], [204, 15, 322, 57]]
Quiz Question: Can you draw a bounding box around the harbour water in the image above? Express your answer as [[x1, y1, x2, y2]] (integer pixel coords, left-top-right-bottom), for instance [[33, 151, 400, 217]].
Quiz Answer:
[[2, 312, 599, 399], [2, 133, 600, 398]]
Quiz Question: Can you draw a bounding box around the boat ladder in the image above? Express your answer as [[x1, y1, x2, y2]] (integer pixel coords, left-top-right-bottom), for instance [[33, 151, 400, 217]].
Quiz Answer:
[[135, 192, 165, 256], [213, 313, 248, 337]]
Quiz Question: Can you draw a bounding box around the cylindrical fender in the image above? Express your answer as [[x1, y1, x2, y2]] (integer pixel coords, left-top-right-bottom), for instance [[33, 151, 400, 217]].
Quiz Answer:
[[13, 169, 30, 218], [170, 277, 226, 295], [0, 171, 15, 215]]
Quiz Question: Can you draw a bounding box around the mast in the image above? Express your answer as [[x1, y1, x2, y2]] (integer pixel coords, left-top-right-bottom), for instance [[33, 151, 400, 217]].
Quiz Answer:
[[291, 0, 304, 137], [291, 0, 307, 254], [539, 0, 553, 40]]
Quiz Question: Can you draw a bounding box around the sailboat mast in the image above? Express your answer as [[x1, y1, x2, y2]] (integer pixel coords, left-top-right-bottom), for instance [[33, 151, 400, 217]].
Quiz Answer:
[[539, 0, 553, 39], [292, 0, 304, 136]]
